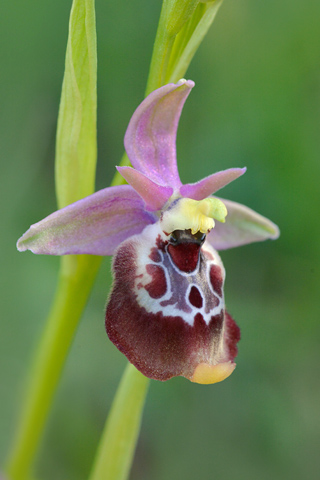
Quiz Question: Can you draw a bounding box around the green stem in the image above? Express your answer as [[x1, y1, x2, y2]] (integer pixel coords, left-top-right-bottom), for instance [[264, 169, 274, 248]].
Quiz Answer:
[[145, 1, 175, 95], [166, 0, 223, 84], [165, 2, 205, 82], [88, 364, 149, 480], [5, 255, 102, 480]]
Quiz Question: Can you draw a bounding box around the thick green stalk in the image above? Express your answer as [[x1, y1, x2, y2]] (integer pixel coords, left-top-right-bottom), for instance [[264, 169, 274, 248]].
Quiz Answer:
[[88, 364, 149, 480], [5, 255, 102, 480]]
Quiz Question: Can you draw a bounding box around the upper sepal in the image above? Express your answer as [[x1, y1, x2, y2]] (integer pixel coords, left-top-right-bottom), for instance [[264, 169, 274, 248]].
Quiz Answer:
[[17, 185, 157, 256], [124, 79, 195, 189]]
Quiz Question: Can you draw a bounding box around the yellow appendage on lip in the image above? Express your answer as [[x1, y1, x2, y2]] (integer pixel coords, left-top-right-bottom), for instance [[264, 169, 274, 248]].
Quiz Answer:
[[160, 197, 227, 235], [190, 361, 236, 385]]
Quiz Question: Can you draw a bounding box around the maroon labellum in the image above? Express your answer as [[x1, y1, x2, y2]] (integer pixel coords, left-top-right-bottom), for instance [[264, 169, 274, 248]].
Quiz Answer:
[[105, 223, 240, 383]]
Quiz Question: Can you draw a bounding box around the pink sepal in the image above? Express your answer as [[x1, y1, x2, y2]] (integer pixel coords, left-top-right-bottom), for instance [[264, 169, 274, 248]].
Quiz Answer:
[[207, 198, 280, 250], [17, 185, 156, 256], [124, 80, 195, 189]]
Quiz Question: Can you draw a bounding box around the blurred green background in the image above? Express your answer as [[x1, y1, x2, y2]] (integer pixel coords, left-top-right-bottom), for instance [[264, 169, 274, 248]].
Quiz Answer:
[[1, 0, 320, 479]]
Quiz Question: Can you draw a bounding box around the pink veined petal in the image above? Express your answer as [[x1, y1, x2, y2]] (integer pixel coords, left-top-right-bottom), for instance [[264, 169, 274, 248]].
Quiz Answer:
[[180, 167, 247, 200], [124, 79, 195, 189], [117, 166, 173, 211], [17, 185, 157, 256], [207, 198, 280, 250]]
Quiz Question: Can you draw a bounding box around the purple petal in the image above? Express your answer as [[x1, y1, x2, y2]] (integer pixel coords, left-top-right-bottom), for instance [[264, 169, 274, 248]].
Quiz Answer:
[[180, 167, 246, 200], [124, 79, 195, 189], [207, 198, 280, 250], [17, 185, 157, 256], [117, 166, 173, 211]]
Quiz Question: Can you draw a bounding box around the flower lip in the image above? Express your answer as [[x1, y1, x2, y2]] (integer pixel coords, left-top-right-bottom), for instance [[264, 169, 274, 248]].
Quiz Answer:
[[105, 222, 239, 382]]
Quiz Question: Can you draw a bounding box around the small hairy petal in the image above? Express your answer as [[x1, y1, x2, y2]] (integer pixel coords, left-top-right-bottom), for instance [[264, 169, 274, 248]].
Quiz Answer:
[[17, 185, 156, 256], [124, 79, 195, 189], [180, 167, 246, 200], [117, 166, 173, 211], [207, 198, 280, 250]]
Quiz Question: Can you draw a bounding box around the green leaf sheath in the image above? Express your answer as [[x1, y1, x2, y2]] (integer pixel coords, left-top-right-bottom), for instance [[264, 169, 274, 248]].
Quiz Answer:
[[55, 0, 97, 209]]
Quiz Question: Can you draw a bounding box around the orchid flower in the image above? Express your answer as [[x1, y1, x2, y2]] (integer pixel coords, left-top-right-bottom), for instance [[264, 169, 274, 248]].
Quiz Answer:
[[17, 79, 279, 385]]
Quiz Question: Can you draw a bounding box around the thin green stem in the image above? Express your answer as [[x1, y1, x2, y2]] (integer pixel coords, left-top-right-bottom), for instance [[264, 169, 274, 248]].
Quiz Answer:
[[88, 364, 149, 480], [165, 2, 205, 82], [145, 1, 175, 95], [5, 255, 102, 480], [166, 0, 223, 84]]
